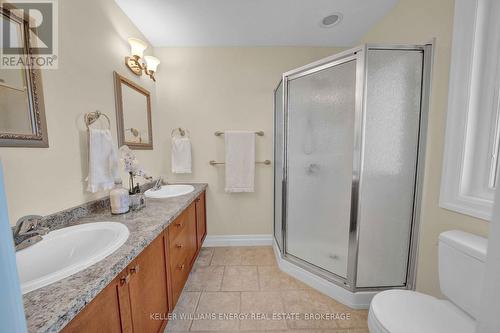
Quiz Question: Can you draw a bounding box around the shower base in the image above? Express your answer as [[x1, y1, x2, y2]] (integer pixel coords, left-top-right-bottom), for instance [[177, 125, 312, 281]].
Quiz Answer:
[[272, 241, 377, 309]]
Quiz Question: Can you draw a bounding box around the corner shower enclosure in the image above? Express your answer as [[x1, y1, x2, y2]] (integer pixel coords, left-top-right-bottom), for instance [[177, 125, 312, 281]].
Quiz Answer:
[[273, 44, 432, 303]]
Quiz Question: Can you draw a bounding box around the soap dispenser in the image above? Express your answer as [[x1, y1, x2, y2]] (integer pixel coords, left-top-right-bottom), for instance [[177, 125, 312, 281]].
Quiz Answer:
[[110, 180, 130, 214]]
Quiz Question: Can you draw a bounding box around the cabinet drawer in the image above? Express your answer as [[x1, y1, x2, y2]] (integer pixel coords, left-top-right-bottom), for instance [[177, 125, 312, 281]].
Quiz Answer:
[[170, 255, 190, 305], [168, 204, 194, 242], [169, 217, 197, 270], [169, 224, 192, 266]]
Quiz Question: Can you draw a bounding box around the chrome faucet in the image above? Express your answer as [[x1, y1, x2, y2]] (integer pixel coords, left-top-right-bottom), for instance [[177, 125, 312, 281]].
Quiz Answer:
[[151, 177, 163, 191], [13, 215, 49, 251]]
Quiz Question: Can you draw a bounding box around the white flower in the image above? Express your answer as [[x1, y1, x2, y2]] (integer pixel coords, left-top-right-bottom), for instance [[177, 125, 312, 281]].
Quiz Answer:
[[119, 145, 150, 178]]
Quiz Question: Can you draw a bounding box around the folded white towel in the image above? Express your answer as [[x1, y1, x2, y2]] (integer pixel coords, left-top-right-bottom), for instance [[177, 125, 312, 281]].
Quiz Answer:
[[224, 131, 255, 193], [172, 136, 192, 173], [87, 129, 120, 193]]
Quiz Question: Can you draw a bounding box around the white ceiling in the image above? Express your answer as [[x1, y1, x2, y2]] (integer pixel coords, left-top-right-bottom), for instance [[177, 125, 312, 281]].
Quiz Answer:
[[114, 0, 399, 47]]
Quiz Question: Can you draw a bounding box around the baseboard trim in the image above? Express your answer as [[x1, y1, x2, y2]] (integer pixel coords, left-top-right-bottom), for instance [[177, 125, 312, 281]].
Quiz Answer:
[[202, 234, 273, 247]]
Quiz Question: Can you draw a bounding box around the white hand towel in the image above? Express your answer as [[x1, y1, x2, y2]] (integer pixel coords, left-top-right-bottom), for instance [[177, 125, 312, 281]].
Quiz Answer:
[[87, 128, 120, 193], [171, 136, 192, 173], [224, 131, 255, 193]]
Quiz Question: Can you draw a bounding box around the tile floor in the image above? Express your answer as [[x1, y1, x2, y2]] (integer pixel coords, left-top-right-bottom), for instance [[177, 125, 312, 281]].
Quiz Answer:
[[165, 246, 369, 333]]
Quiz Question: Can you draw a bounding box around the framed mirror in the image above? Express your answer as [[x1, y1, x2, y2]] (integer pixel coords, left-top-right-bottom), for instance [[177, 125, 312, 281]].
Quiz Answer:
[[114, 71, 153, 150], [0, 6, 48, 147]]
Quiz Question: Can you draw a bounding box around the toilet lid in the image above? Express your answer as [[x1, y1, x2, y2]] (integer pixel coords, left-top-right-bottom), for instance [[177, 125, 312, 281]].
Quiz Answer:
[[368, 290, 475, 333]]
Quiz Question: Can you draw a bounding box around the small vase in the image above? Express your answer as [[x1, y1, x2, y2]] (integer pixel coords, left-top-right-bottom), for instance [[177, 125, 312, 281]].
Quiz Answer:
[[129, 193, 146, 211]]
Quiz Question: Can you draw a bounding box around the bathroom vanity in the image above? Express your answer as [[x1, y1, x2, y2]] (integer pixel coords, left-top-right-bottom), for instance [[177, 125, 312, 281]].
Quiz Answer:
[[22, 184, 207, 333], [62, 191, 206, 333]]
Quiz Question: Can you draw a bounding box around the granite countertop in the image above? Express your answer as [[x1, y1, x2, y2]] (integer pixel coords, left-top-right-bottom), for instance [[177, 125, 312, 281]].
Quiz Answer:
[[23, 183, 208, 333]]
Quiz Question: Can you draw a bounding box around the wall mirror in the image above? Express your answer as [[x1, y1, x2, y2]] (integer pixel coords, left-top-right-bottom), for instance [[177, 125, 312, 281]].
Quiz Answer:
[[0, 6, 48, 147], [114, 71, 153, 150]]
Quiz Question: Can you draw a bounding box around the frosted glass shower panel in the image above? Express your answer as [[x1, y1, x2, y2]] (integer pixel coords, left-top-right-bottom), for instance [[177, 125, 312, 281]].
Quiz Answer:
[[356, 50, 423, 287], [285, 59, 357, 278], [274, 80, 284, 250]]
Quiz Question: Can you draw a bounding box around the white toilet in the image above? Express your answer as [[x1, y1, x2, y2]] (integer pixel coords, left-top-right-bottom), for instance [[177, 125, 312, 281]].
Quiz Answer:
[[368, 230, 487, 333]]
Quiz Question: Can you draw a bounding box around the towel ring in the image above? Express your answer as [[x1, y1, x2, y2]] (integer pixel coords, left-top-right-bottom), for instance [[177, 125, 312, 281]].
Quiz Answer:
[[84, 110, 111, 130], [171, 127, 190, 137]]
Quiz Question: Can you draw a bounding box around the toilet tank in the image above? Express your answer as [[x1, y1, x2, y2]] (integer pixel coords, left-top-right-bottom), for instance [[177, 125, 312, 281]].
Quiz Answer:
[[438, 230, 487, 319]]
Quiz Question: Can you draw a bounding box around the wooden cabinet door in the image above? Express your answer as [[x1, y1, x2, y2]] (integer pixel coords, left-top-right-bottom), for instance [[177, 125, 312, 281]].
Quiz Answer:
[[128, 234, 169, 333], [117, 273, 134, 333], [195, 192, 206, 248], [62, 277, 123, 333], [163, 229, 174, 313], [185, 203, 198, 265]]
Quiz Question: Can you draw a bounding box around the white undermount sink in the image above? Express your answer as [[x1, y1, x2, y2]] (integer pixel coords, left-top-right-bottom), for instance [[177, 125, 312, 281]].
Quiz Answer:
[[16, 222, 129, 294], [144, 184, 195, 199]]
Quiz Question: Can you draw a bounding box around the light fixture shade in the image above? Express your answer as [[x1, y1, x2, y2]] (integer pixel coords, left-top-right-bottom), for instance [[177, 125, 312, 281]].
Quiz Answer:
[[144, 56, 160, 72], [128, 37, 147, 58]]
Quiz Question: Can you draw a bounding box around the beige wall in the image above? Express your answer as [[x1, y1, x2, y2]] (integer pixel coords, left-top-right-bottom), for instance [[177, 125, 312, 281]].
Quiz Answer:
[[359, 0, 490, 296], [0, 0, 480, 298], [0, 0, 163, 225], [154, 47, 341, 235]]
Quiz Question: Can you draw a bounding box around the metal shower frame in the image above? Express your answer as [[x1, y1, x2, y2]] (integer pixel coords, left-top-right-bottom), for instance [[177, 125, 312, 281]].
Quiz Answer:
[[273, 43, 433, 293]]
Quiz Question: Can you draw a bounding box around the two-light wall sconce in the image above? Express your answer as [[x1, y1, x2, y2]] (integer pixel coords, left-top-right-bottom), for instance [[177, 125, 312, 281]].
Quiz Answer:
[[125, 38, 160, 81]]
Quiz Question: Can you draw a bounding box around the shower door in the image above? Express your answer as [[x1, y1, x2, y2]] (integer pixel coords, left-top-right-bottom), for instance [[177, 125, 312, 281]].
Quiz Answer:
[[284, 55, 360, 279]]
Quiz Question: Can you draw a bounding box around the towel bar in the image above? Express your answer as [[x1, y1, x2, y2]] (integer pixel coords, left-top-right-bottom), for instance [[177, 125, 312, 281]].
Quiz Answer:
[[214, 131, 264, 137], [209, 160, 271, 166]]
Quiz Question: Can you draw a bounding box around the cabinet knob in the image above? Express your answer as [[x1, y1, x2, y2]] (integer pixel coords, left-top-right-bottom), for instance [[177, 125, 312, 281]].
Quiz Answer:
[[175, 243, 183, 249], [130, 265, 140, 274], [120, 274, 130, 285], [176, 264, 185, 270], [195, 198, 200, 203], [175, 222, 182, 228]]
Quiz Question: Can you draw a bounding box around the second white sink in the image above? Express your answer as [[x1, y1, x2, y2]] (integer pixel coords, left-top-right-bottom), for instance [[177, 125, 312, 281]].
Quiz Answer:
[[144, 184, 195, 199]]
